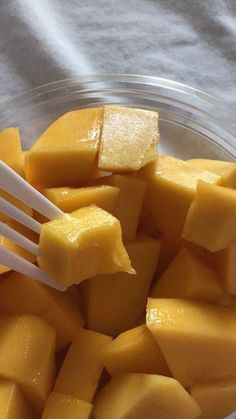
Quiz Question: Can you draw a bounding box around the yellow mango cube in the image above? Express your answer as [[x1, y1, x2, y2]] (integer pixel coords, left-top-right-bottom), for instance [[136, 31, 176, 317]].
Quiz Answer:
[[147, 298, 236, 387], [103, 175, 146, 242], [0, 128, 24, 175], [102, 325, 170, 376], [219, 165, 236, 188], [82, 235, 160, 336], [154, 235, 181, 277], [188, 158, 233, 175], [141, 156, 219, 241], [0, 272, 84, 351], [38, 205, 134, 287], [94, 374, 201, 419], [0, 220, 36, 274], [44, 185, 119, 213], [55, 328, 112, 402], [189, 158, 236, 188], [151, 247, 224, 303], [183, 181, 236, 251], [0, 315, 56, 413], [191, 379, 236, 419], [25, 108, 103, 188], [215, 243, 236, 296], [42, 392, 93, 419], [98, 106, 159, 171], [0, 190, 33, 222], [0, 380, 34, 419]]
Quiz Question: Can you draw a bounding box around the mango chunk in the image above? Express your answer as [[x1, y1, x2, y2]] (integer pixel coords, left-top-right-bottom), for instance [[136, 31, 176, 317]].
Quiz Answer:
[[147, 298, 236, 387], [55, 328, 112, 402], [215, 243, 236, 296], [141, 156, 219, 241], [189, 158, 236, 188], [94, 373, 201, 419], [38, 205, 134, 287], [0, 380, 34, 419], [0, 190, 33, 222], [42, 392, 93, 419], [0, 272, 84, 351], [183, 181, 236, 251], [102, 325, 170, 376], [25, 108, 103, 188], [104, 175, 146, 242], [191, 379, 236, 419], [44, 185, 119, 213], [98, 106, 159, 171], [82, 235, 160, 336], [0, 128, 24, 176], [188, 158, 233, 175], [219, 165, 236, 189], [0, 220, 36, 274], [151, 247, 224, 303], [0, 315, 56, 413]]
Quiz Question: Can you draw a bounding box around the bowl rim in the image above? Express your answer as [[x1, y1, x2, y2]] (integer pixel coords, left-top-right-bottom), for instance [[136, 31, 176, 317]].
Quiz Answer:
[[0, 74, 235, 159], [0, 74, 235, 117]]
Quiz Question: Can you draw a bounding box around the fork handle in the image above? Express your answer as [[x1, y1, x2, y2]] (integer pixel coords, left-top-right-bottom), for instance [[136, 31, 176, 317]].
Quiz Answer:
[[0, 161, 63, 219], [0, 246, 66, 291]]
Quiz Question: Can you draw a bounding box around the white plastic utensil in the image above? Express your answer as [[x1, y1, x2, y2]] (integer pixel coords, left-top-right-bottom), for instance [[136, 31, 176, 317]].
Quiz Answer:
[[0, 161, 66, 291]]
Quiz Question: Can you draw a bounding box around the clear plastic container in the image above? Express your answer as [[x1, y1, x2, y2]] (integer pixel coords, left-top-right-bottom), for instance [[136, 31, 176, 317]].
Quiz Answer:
[[0, 74, 235, 160]]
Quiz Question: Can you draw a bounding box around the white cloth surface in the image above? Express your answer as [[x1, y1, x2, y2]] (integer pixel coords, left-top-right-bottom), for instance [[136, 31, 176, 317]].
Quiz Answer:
[[1, 0, 236, 107]]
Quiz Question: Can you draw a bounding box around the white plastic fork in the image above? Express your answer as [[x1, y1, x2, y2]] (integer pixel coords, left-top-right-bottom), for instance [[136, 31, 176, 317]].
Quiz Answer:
[[0, 160, 66, 291]]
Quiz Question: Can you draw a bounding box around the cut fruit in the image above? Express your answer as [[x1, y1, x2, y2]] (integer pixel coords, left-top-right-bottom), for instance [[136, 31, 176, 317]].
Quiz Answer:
[[183, 181, 236, 251], [44, 185, 119, 213], [147, 298, 236, 387], [188, 158, 236, 188], [42, 392, 93, 419], [102, 325, 170, 376], [140, 156, 219, 241], [0, 315, 56, 414], [55, 328, 112, 402], [94, 373, 201, 419], [218, 165, 236, 188], [98, 106, 159, 171], [151, 247, 224, 304], [104, 175, 146, 242], [215, 243, 236, 296], [82, 235, 160, 336], [0, 189, 33, 222], [0, 128, 24, 175], [191, 379, 236, 419], [188, 158, 233, 175], [25, 108, 103, 188], [0, 272, 84, 351], [0, 380, 34, 419], [0, 220, 36, 274], [38, 205, 134, 287]]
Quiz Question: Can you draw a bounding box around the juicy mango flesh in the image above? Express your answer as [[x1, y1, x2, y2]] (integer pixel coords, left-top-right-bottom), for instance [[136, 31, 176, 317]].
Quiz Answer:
[[190, 379, 236, 419], [1, 107, 236, 418], [140, 156, 220, 242], [98, 105, 159, 171], [0, 380, 34, 419], [147, 298, 236, 387], [94, 373, 201, 419], [38, 205, 134, 287], [42, 392, 93, 419]]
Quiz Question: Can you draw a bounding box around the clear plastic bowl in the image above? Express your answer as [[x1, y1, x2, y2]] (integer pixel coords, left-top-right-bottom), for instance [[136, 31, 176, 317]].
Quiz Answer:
[[0, 74, 235, 161]]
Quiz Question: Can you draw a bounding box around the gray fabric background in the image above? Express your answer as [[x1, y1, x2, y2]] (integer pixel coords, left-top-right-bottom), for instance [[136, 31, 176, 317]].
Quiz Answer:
[[1, 0, 236, 107]]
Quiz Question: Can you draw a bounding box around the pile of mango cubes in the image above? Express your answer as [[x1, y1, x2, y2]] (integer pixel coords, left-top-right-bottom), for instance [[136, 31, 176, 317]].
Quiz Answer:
[[1, 105, 236, 419]]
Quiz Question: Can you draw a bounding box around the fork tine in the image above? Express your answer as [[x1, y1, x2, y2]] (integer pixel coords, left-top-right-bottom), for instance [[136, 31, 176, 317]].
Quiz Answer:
[[0, 221, 40, 256], [0, 161, 63, 219], [0, 246, 66, 291], [0, 197, 41, 234]]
